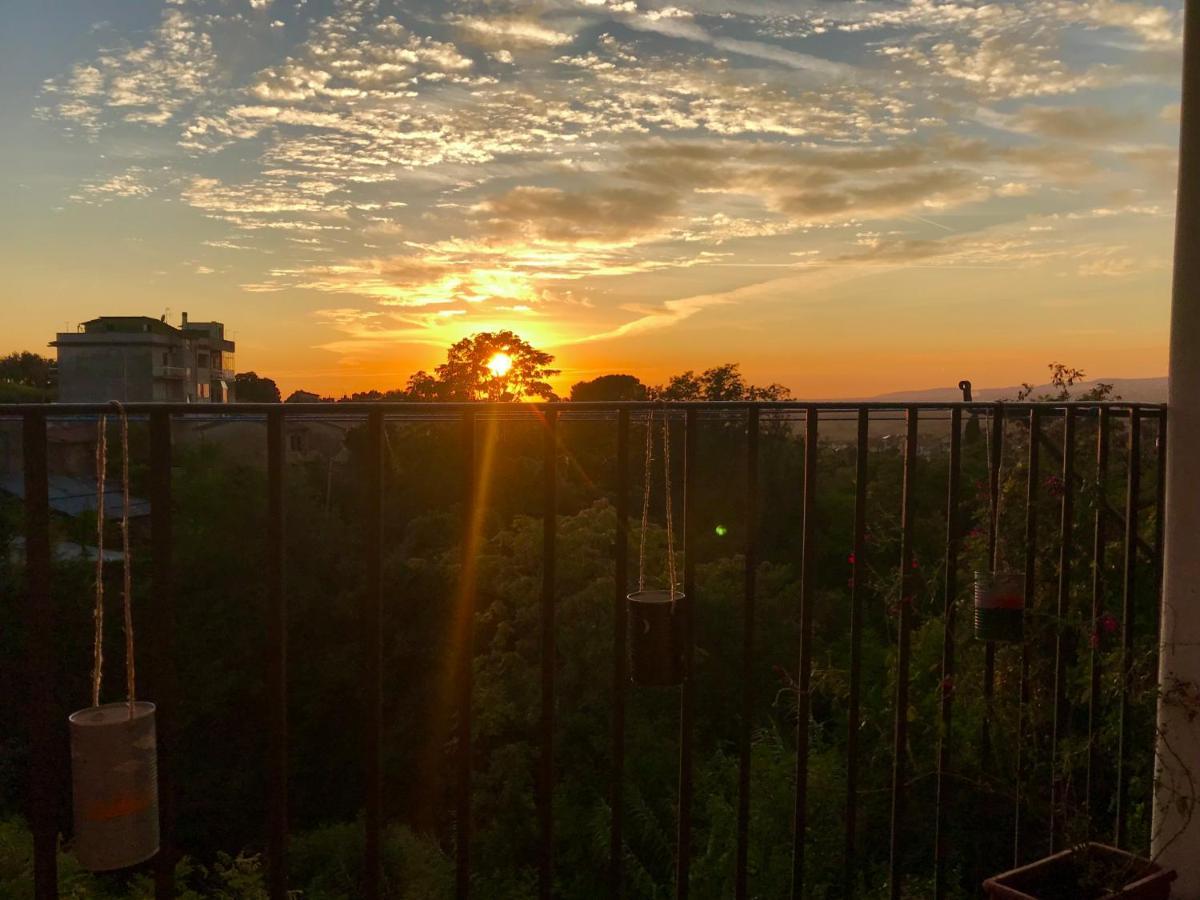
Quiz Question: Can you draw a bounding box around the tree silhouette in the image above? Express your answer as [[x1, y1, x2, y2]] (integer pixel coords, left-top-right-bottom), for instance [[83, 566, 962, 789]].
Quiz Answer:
[[234, 371, 281, 402], [433, 330, 559, 401], [658, 362, 791, 401], [569, 373, 648, 402]]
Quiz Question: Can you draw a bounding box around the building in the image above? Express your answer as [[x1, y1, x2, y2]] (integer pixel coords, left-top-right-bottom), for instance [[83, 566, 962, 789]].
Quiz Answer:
[[52, 312, 235, 402]]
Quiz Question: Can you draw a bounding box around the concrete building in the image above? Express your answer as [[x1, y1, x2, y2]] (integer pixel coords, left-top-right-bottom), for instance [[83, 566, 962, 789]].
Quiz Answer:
[[52, 312, 235, 402]]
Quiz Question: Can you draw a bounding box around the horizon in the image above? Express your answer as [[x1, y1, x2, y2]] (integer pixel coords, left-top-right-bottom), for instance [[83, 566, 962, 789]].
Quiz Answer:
[[1, 1, 1185, 397]]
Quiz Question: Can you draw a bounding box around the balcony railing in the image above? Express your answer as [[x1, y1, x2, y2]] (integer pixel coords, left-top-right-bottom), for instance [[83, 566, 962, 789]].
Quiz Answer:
[[151, 365, 189, 380], [4, 399, 1168, 900]]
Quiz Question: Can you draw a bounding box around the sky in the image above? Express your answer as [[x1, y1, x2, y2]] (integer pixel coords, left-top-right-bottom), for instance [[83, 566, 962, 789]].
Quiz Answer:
[[0, 0, 1186, 398]]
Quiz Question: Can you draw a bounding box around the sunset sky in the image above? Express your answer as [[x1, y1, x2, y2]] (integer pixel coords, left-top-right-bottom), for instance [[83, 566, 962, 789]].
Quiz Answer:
[[0, 0, 1185, 397]]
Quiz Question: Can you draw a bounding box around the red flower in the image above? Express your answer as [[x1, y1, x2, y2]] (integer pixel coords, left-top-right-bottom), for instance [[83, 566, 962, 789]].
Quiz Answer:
[[940, 676, 955, 697], [1100, 612, 1119, 634], [847, 552, 857, 565]]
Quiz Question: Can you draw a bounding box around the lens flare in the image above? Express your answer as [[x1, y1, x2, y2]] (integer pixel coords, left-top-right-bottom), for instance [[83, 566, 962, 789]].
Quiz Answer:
[[487, 352, 513, 377]]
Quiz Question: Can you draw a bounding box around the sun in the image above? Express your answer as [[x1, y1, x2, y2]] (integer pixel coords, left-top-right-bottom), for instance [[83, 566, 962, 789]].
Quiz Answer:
[[487, 351, 513, 378]]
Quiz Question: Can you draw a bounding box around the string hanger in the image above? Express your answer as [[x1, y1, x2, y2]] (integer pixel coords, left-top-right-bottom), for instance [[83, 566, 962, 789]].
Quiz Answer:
[[637, 408, 679, 598], [90, 401, 138, 719]]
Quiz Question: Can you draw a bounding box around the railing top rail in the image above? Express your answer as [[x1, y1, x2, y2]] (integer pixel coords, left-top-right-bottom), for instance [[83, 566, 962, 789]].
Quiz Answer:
[[0, 400, 1168, 417]]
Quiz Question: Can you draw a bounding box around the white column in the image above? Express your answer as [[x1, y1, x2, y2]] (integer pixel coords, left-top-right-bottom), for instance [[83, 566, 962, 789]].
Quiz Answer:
[[1154, 2, 1200, 894]]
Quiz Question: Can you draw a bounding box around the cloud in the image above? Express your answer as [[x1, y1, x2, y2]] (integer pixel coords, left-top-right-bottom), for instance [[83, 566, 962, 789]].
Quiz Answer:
[[475, 186, 680, 243], [453, 15, 575, 49], [1011, 105, 1145, 142], [39, 7, 216, 133]]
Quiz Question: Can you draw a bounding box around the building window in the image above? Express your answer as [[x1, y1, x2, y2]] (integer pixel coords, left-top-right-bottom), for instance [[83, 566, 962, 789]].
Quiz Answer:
[[198, 383, 209, 399], [198, 353, 209, 368], [289, 432, 305, 452]]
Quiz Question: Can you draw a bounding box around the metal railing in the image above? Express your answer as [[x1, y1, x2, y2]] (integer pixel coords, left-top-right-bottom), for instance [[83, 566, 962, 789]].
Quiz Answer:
[[4, 399, 1168, 900]]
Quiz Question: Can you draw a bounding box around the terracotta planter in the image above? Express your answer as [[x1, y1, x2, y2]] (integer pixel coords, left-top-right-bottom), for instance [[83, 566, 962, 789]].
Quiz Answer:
[[627, 590, 684, 686], [983, 843, 1175, 900], [975, 570, 1025, 642]]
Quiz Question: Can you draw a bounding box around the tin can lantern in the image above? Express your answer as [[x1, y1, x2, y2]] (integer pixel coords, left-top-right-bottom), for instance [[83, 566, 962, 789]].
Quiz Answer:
[[628, 590, 684, 686], [974, 570, 1025, 642], [69, 702, 160, 871]]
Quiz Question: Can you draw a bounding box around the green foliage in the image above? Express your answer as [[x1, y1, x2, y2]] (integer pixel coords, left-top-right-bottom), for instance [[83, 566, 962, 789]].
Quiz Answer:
[[0, 352, 56, 389], [0, 361, 1166, 898]]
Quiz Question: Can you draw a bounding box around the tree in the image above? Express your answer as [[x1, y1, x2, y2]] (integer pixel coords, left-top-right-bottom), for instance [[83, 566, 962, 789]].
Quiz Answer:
[[0, 352, 55, 388], [234, 371, 281, 403], [405, 370, 447, 401], [569, 374, 648, 402], [432, 331, 559, 401], [285, 390, 326, 403], [1015, 361, 1117, 402], [659, 363, 791, 401]]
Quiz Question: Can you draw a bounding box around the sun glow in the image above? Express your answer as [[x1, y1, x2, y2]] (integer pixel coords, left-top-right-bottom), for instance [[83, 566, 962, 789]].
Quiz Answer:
[[487, 351, 513, 377]]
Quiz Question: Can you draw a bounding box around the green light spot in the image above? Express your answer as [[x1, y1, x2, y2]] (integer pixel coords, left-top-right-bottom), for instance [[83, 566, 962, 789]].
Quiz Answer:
[[714, 524, 728, 537]]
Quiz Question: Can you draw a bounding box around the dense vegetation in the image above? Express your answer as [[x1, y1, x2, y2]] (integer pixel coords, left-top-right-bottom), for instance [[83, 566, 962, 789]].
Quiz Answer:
[[0, 357, 1165, 898]]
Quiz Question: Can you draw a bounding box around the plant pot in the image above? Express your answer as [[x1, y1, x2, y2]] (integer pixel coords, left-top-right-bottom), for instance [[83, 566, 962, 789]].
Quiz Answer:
[[627, 590, 684, 686], [983, 843, 1176, 899], [69, 701, 160, 871], [975, 570, 1025, 642]]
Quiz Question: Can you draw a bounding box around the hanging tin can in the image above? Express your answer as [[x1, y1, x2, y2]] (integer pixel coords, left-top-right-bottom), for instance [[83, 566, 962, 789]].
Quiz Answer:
[[69, 701, 160, 871], [628, 590, 684, 686], [974, 570, 1024, 642]]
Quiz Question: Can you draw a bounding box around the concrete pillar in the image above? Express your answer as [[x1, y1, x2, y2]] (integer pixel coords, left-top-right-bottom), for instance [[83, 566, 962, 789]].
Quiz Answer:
[[1153, 2, 1200, 894]]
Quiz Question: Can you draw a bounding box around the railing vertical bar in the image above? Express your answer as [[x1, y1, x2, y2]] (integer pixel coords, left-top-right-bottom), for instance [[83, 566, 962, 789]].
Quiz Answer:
[[791, 407, 818, 900], [735, 408, 759, 900], [934, 407, 962, 899], [888, 407, 918, 900], [149, 411, 177, 900], [1153, 410, 1167, 639], [23, 410, 57, 900], [265, 410, 289, 900], [1115, 408, 1142, 848], [1014, 407, 1041, 865], [364, 410, 384, 899], [844, 408, 869, 899], [610, 410, 630, 895], [539, 410, 557, 900], [1086, 408, 1111, 826], [676, 408, 698, 900], [983, 406, 1006, 765], [457, 410, 476, 900], [1049, 408, 1076, 852]]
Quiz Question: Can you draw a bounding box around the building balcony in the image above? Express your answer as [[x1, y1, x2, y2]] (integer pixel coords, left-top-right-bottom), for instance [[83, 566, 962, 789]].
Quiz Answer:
[[152, 365, 189, 379], [1, 399, 1169, 898]]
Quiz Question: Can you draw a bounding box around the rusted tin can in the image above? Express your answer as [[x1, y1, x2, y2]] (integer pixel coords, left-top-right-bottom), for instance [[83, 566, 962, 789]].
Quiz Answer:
[[69, 701, 159, 871], [974, 570, 1025, 642], [628, 590, 684, 686]]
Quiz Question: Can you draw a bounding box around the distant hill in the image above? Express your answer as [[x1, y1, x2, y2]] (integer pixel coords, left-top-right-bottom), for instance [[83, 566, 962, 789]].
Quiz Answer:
[[865, 376, 1167, 404]]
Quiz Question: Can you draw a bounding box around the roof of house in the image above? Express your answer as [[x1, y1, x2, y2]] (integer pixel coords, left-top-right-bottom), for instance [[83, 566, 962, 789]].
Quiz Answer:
[[0, 473, 150, 518]]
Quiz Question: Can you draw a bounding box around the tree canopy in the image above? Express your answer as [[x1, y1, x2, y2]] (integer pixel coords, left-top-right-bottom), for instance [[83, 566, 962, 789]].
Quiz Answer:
[[569, 374, 648, 402], [234, 371, 281, 403], [432, 330, 559, 401], [658, 362, 791, 401], [0, 352, 55, 387]]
